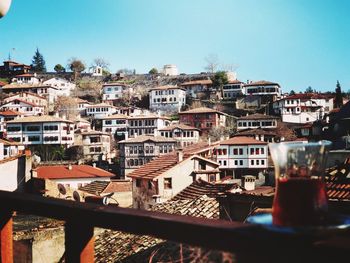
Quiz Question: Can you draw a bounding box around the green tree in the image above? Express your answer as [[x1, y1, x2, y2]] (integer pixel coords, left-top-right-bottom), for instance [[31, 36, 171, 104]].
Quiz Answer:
[[290, 90, 296, 95], [54, 64, 65, 73], [149, 67, 158, 74], [305, 86, 313, 93], [68, 58, 85, 80], [211, 71, 228, 99], [31, 48, 46, 73], [335, 80, 343, 108]]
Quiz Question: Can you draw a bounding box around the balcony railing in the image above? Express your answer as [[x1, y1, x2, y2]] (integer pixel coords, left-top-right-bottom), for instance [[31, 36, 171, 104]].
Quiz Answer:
[[0, 190, 349, 263]]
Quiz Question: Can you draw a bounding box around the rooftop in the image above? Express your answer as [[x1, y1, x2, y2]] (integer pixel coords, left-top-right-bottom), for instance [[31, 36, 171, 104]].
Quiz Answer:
[[0, 110, 22, 116], [34, 165, 115, 179], [118, 135, 176, 144], [101, 113, 128, 120], [6, 115, 73, 124], [180, 79, 212, 86], [158, 123, 200, 131], [149, 85, 185, 91], [79, 180, 132, 196], [179, 107, 225, 115], [238, 113, 279, 120], [219, 136, 268, 145], [244, 80, 280, 87]]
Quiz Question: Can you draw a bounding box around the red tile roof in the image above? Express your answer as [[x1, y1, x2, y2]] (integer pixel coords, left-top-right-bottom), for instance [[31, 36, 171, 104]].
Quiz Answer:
[[0, 110, 22, 116], [0, 81, 7, 87], [220, 136, 267, 145], [244, 80, 280, 87], [2, 98, 42, 107], [14, 73, 35, 78], [179, 107, 225, 115], [158, 123, 200, 131], [284, 93, 331, 100], [181, 79, 212, 86], [35, 165, 114, 179]]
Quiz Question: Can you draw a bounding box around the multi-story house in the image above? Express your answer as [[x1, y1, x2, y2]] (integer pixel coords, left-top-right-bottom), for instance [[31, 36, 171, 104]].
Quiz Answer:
[[0, 110, 22, 135], [128, 115, 171, 138], [5, 115, 74, 146], [86, 103, 117, 119], [101, 114, 128, 140], [118, 135, 177, 177], [11, 74, 40, 85], [243, 80, 281, 102], [115, 106, 148, 117], [0, 60, 31, 78], [75, 98, 91, 116], [0, 138, 24, 160], [74, 130, 111, 162], [4, 92, 48, 109], [158, 124, 200, 147], [214, 136, 268, 178], [237, 113, 279, 131], [179, 107, 227, 133], [43, 77, 76, 97], [102, 83, 131, 102], [0, 99, 45, 117], [180, 79, 212, 99], [128, 145, 220, 209], [149, 85, 186, 113], [272, 93, 334, 124], [222, 80, 244, 100], [1, 84, 59, 104]]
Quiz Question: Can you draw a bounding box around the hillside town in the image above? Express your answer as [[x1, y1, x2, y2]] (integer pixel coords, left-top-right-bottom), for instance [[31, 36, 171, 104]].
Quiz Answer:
[[0, 55, 350, 261]]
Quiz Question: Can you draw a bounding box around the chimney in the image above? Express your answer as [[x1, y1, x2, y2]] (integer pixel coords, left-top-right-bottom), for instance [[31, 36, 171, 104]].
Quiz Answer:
[[208, 137, 211, 146], [177, 148, 183, 163], [242, 175, 256, 191], [68, 164, 72, 170], [92, 163, 96, 168]]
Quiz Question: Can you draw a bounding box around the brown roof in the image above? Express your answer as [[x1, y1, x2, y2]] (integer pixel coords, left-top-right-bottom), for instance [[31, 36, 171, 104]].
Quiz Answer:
[[2, 98, 42, 107], [14, 73, 35, 78], [6, 115, 73, 124], [2, 84, 57, 90], [181, 79, 212, 86], [5, 91, 47, 100], [0, 81, 7, 86], [172, 179, 238, 200], [0, 110, 22, 116], [118, 135, 176, 144], [235, 128, 277, 137], [179, 107, 225, 115], [101, 114, 128, 120], [86, 103, 115, 108], [35, 165, 114, 179], [283, 93, 330, 101], [226, 79, 243, 84], [102, 83, 127, 87], [127, 114, 170, 120], [244, 80, 280, 87], [127, 142, 217, 179], [238, 113, 279, 120], [79, 180, 131, 195], [149, 85, 185, 91], [219, 136, 268, 145], [0, 138, 21, 146], [158, 123, 200, 132]]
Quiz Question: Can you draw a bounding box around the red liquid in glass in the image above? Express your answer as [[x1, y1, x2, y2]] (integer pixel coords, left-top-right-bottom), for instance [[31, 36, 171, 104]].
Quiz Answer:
[[272, 177, 328, 226]]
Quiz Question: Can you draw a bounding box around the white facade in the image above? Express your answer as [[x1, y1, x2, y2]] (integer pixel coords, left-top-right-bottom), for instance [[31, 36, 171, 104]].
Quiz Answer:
[[243, 81, 281, 97], [0, 99, 45, 116], [75, 131, 111, 162], [4, 92, 48, 108], [6, 116, 74, 146], [102, 83, 131, 102], [237, 114, 279, 130], [222, 81, 244, 100], [214, 137, 268, 171], [180, 80, 212, 99], [43, 78, 76, 97], [102, 114, 128, 139], [158, 124, 200, 147], [149, 86, 186, 113], [11, 74, 40, 85], [86, 103, 117, 119], [273, 95, 334, 124], [163, 64, 178, 76]]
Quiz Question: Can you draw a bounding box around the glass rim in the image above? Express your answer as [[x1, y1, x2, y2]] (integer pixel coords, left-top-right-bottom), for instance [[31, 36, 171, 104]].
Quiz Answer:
[[268, 140, 332, 149]]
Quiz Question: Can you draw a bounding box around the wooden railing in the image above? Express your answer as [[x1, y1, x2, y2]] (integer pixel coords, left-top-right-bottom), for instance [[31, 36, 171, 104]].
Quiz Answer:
[[0, 190, 349, 263]]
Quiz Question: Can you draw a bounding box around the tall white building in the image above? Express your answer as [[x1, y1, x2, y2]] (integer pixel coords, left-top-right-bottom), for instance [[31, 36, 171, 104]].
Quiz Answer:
[[163, 64, 178, 76], [43, 77, 76, 97], [149, 85, 186, 113], [243, 80, 281, 99]]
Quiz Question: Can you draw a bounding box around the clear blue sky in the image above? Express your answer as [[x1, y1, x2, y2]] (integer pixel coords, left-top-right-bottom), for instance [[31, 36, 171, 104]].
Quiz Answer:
[[1, 0, 349, 93]]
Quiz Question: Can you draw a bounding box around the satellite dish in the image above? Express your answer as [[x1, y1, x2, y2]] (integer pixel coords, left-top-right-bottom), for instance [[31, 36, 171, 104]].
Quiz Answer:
[[0, 0, 12, 18], [73, 191, 81, 202], [102, 197, 110, 205], [57, 184, 67, 195]]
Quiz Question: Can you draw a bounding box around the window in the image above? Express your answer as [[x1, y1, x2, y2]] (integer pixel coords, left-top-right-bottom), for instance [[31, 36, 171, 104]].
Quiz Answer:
[[159, 145, 163, 153], [250, 148, 254, 155], [7, 126, 21, 132], [138, 146, 143, 154], [148, 180, 152, 190], [261, 148, 265, 154], [26, 126, 40, 131], [256, 148, 260, 155], [150, 146, 154, 154], [105, 120, 112, 125], [136, 179, 141, 187], [164, 178, 172, 189], [234, 160, 238, 165], [261, 160, 265, 165], [208, 174, 216, 182], [44, 125, 58, 131], [28, 136, 40, 142], [233, 149, 238, 155], [199, 160, 206, 170], [239, 149, 243, 155], [251, 160, 254, 165], [256, 160, 260, 165]]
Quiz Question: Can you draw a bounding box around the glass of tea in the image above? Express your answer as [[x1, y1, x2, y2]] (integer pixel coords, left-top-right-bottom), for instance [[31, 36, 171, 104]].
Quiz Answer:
[[269, 140, 332, 227]]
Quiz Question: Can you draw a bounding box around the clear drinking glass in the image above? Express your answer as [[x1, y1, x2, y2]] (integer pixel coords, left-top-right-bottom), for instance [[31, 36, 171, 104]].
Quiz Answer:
[[269, 140, 332, 227]]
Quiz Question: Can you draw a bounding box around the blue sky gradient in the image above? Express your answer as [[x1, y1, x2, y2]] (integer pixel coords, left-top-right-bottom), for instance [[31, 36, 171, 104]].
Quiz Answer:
[[1, 0, 349, 93]]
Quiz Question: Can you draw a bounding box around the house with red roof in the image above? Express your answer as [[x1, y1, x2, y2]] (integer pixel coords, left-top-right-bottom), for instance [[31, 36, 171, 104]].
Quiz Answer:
[[11, 73, 40, 85], [272, 93, 334, 124], [0, 60, 31, 78], [0, 98, 45, 117], [243, 80, 281, 98], [32, 164, 115, 189], [180, 79, 212, 99], [0, 110, 23, 134], [158, 123, 201, 147], [213, 136, 268, 178], [178, 107, 228, 133], [128, 142, 220, 209], [222, 79, 244, 100], [4, 92, 48, 109]]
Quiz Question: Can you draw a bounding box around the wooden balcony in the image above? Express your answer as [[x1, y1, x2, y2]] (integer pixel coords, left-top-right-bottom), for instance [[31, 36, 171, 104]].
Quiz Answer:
[[0, 190, 349, 263]]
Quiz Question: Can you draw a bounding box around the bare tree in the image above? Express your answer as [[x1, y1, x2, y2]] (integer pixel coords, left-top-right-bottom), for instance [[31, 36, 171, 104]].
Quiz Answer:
[[92, 57, 110, 69], [67, 57, 86, 80], [204, 54, 220, 73], [54, 96, 78, 120], [76, 79, 102, 103]]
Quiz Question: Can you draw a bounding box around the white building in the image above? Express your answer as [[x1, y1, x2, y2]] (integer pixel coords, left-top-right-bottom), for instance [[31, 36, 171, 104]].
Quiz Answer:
[[75, 98, 91, 116], [4, 92, 48, 109], [0, 99, 45, 116], [86, 103, 117, 119], [237, 113, 279, 131], [128, 115, 171, 138], [102, 114, 128, 140], [102, 83, 131, 102], [243, 80, 281, 99], [149, 85, 186, 113], [6, 115, 74, 146], [163, 64, 178, 76], [11, 73, 40, 85], [214, 136, 268, 178], [0, 110, 22, 134], [158, 124, 200, 147], [180, 79, 212, 99], [222, 80, 244, 100], [272, 93, 334, 124], [43, 77, 76, 97]]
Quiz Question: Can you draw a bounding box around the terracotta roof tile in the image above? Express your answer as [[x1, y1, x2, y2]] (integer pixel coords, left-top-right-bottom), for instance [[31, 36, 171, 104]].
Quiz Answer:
[[0, 110, 22, 116], [158, 123, 200, 131], [219, 136, 267, 145], [34, 165, 115, 179], [149, 85, 185, 91], [238, 113, 279, 120], [181, 79, 212, 86], [179, 107, 224, 115], [6, 115, 73, 124]]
